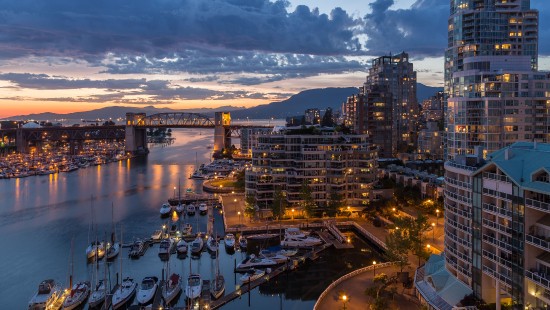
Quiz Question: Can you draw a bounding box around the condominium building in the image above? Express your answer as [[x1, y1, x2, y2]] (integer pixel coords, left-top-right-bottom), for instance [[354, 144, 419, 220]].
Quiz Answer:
[[422, 91, 444, 122], [245, 127, 378, 212], [343, 52, 418, 157], [240, 127, 273, 157], [417, 121, 444, 160]]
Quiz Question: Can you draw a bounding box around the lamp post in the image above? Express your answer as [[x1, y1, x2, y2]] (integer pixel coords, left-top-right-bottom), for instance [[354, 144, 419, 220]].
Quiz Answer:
[[436, 209, 440, 225], [291, 208, 295, 220], [372, 260, 377, 277], [173, 186, 176, 198], [432, 222, 436, 241], [238, 211, 241, 226], [342, 294, 348, 310], [234, 198, 237, 213]]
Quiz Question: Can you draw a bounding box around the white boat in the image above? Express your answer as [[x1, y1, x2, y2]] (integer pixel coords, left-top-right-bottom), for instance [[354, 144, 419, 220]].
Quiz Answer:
[[279, 249, 298, 257], [224, 233, 236, 249], [112, 277, 137, 310], [88, 280, 106, 308], [198, 203, 208, 215], [158, 238, 175, 257], [176, 239, 188, 255], [162, 273, 182, 304], [281, 228, 323, 247], [236, 254, 277, 270], [190, 236, 204, 255], [129, 239, 145, 258], [190, 169, 208, 179], [238, 235, 247, 249], [187, 204, 196, 216], [63, 281, 90, 310], [176, 203, 185, 213], [28, 279, 63, 310], [185, 274, 202, 300], [182, 223, 193, 236], [259, 249, 290, 264], [240, 269, 265, 283], [160, 203, 172, 217], [211, 248, 225, 300], [86, 241, 105, 260], [151, 229, 164, 241], [206, 235, 219, 253], [105, 242, 120, 260], [137, 276, 158, 305]]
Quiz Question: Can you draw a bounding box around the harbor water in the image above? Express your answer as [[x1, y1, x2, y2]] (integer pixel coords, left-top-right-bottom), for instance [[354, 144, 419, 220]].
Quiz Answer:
[[0, 128, 382, 309]]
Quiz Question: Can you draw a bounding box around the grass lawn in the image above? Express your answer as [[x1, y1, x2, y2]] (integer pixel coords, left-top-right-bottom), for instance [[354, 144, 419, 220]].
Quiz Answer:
[[209, 179, 237, 188]]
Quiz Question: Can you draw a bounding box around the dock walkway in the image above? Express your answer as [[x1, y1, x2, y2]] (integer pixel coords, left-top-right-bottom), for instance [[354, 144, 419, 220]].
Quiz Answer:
[[100, 284, 119, 310], [151, 280, 165, 308]]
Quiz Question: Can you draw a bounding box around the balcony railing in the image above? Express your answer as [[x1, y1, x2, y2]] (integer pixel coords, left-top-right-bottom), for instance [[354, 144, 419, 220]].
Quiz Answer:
[[482, 203, 512, 219], [482, 172, 512, 183], [526, 234, 550, 252], [526, 198, 550, 213], [527, 270, 550, 291]]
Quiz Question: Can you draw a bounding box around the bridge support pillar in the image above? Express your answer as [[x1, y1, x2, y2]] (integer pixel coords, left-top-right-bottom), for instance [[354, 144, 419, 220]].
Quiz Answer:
[[214, 112, 231, 153], [16, 128, 28, 153], [125, 113, 148, 155]]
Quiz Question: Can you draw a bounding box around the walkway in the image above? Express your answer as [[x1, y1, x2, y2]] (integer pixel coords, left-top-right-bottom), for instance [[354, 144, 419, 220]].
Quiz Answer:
[[315, 264, 421, 310]]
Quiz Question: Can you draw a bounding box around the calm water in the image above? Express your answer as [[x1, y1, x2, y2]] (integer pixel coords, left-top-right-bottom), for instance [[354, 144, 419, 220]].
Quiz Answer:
[[0, 128, 381, 309]]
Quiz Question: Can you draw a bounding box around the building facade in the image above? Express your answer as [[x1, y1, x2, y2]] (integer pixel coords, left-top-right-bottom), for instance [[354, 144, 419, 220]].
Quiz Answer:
[[245, 127, 378, 213], [240, 127, 273, 157], [343, 52, 418, 157]]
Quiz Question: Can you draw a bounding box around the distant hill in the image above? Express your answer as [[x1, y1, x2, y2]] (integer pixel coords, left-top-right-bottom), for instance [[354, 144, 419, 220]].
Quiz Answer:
[[4, 105, 245, 121], [417, 83, 443, 102], [231, 87, 359, 119], [4, 83, 444, 121]]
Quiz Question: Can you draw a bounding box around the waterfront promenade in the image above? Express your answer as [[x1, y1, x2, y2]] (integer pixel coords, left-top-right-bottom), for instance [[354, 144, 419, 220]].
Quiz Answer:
[[220, 193, 445, 309]]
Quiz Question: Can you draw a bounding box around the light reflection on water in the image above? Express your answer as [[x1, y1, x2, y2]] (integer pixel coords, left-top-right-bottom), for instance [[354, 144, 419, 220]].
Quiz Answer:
[[0, 128, 381, 309]]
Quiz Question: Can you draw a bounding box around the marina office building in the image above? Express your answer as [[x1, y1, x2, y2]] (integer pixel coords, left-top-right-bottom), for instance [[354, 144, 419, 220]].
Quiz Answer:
[[245, 127, 378, 213]]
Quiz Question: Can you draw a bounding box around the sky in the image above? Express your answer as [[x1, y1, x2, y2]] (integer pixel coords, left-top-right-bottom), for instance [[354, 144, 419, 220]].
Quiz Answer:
[[0, 0, 549, 118]]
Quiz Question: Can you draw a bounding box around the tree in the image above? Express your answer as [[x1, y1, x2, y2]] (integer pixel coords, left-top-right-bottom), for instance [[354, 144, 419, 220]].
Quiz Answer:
[[271, 186, 287, 220], [321, 107, 334, 127], [235, 170, 245, 190], [365, 273, 397, 310], [326, 190, 344, 217], [385, 229, 410, 273], [244, 193, 257, 219], [299, 182, 316, 218]]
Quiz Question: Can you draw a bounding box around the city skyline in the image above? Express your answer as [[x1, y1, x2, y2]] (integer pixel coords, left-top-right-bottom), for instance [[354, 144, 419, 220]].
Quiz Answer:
[[0, 0, 548, 118]]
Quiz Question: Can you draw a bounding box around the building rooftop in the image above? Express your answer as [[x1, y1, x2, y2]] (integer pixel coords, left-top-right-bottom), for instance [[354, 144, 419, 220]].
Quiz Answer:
[[483, 142, 550, 194]]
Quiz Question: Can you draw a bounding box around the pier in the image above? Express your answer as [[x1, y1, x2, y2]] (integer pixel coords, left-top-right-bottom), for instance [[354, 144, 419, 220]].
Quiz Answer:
[[151, 280, 165, 309], [100, 284, 119, 310]]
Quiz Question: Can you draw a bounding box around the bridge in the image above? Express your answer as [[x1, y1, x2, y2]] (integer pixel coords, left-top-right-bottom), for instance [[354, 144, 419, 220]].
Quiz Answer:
[[0, 112, 268, 154]]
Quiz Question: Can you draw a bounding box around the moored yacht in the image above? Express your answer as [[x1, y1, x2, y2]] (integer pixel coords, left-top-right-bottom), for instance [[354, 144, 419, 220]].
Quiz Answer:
[[86, 241, 105, 260], [128, 239, 145, 258], [175, 203, 185, 213], [240, 269, 265, 283], [224, 233, 235, 250], [198, 203, 208, 215], [281, 228, 322, 247], [62, 281, 90, 310], [238, 235, 247, 249], [236, 254, 277, 271], [187, 204, 196, 216], [160, 203, 172, 217], [158, 238, 175, 258], [105, 241, 120, 260], [185, 274, 202, 300], [190, 236, 204, 255], [162, 273, 182, 305], [206, 235, 218, 253], [176, 239, 188, 255], [111, 277, 137, 310], [28, 279, 63, 310], [88, 280, 106, 308], [259, 249, 290, 264], [137, 276, 158, 305]]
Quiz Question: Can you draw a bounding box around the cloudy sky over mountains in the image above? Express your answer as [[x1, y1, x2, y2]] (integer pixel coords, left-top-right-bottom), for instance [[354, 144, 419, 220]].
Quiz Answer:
[[0, 0, 549, 117]]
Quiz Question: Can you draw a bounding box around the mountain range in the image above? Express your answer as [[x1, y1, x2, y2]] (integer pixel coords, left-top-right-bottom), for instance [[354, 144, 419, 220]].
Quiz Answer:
[[4, 83, 443, 120]]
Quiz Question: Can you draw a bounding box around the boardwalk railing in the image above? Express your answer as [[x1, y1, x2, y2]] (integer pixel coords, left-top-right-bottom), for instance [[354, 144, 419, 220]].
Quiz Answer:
[[313, 261, 396, 310], [324, 220, 346, 244], [336, 221, 387, 251]]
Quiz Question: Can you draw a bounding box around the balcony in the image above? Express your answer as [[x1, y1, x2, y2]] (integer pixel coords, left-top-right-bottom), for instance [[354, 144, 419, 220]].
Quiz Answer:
[[483, 172, 511, 183], [482, 203, 512, 219], [527, 270, 550, 291], [526, 234, 550, 252], [482, 218, 512, 236], [526, 198, 550, 213], [482, 234, 513, 252], [483, 265, 513, 287], [444, 176, 471, 190]]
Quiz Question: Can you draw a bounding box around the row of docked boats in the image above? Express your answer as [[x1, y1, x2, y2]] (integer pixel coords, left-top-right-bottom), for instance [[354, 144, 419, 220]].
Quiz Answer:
[[160, 202, 208, 217]]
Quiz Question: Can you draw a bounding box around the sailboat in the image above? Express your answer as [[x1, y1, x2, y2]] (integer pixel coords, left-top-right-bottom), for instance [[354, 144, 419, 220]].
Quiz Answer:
[[106, 204, 120, 260], [89, 234, 108, 308], [137, 276, 158, 305], [112, 227, 137, 309], [86, 196, 105, 260], [63, 239, 91, 310], [185, 274, 201, 300], [162, 254, 182, 305], [210, 248, 225, 299]]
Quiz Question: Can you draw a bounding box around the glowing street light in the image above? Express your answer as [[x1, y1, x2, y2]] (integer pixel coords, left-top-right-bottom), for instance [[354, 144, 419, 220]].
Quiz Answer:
[[291, 208, 295, 220], [372, 260, 377, 276], [432, 222, 436, 241], [436, 209, 440, 224], [342, 294, 348, 310]]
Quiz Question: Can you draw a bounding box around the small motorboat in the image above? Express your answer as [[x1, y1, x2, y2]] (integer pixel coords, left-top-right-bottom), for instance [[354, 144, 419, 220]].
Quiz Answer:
[[236, 254, 277, 271], [151, 229, 164, 241], [206, 235, 219, 253], [185, 274, 202, 300], [259, 249, 290, 264], [240, 269, 265, 283], [160, 203, 172, 217], [112, 277, 137, 310], [63, 281, 90, 310], [190, 236, 204, 255], [238, 235, 247, 249], [198, 203, 208, 215], [162, 273, 182, 305], [224, 234, 236, 250], [182, 223, 193, 236], [105, 242, 120, 260], [88, 279, 106, 308], [137, 276, 158, 305], [158, 238, 175, 257], [86, 241, 105, 260], [129, 239, 145, 258], [176, 239, 188, 255], [28, 279, 63, 310], [187, 204, 196, 216], [281, 228, 323, 247], [176, 203, 185, 213]]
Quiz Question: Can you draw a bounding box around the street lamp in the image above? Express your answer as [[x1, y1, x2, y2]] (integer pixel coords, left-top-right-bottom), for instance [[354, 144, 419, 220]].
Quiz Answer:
[[342, 294, 348, 310], [432, 222, 436, 241], [173, 186, 176, 198], [372, 260, 377, 276], [291, 208, 295, 220], [436, 209, 440, 224], [238, 211, 241, 226]]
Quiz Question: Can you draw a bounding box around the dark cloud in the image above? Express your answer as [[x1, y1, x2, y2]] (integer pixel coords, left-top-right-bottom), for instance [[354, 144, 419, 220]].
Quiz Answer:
[[0, 73, 150, 90], [362, 0, 449, 58]]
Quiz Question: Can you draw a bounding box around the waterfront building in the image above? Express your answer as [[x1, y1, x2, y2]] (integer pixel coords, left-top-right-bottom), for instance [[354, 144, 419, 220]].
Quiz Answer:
[[245, 127, 378, 214], [343, 52, 418, 158], [240, 128, 273, 158]]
